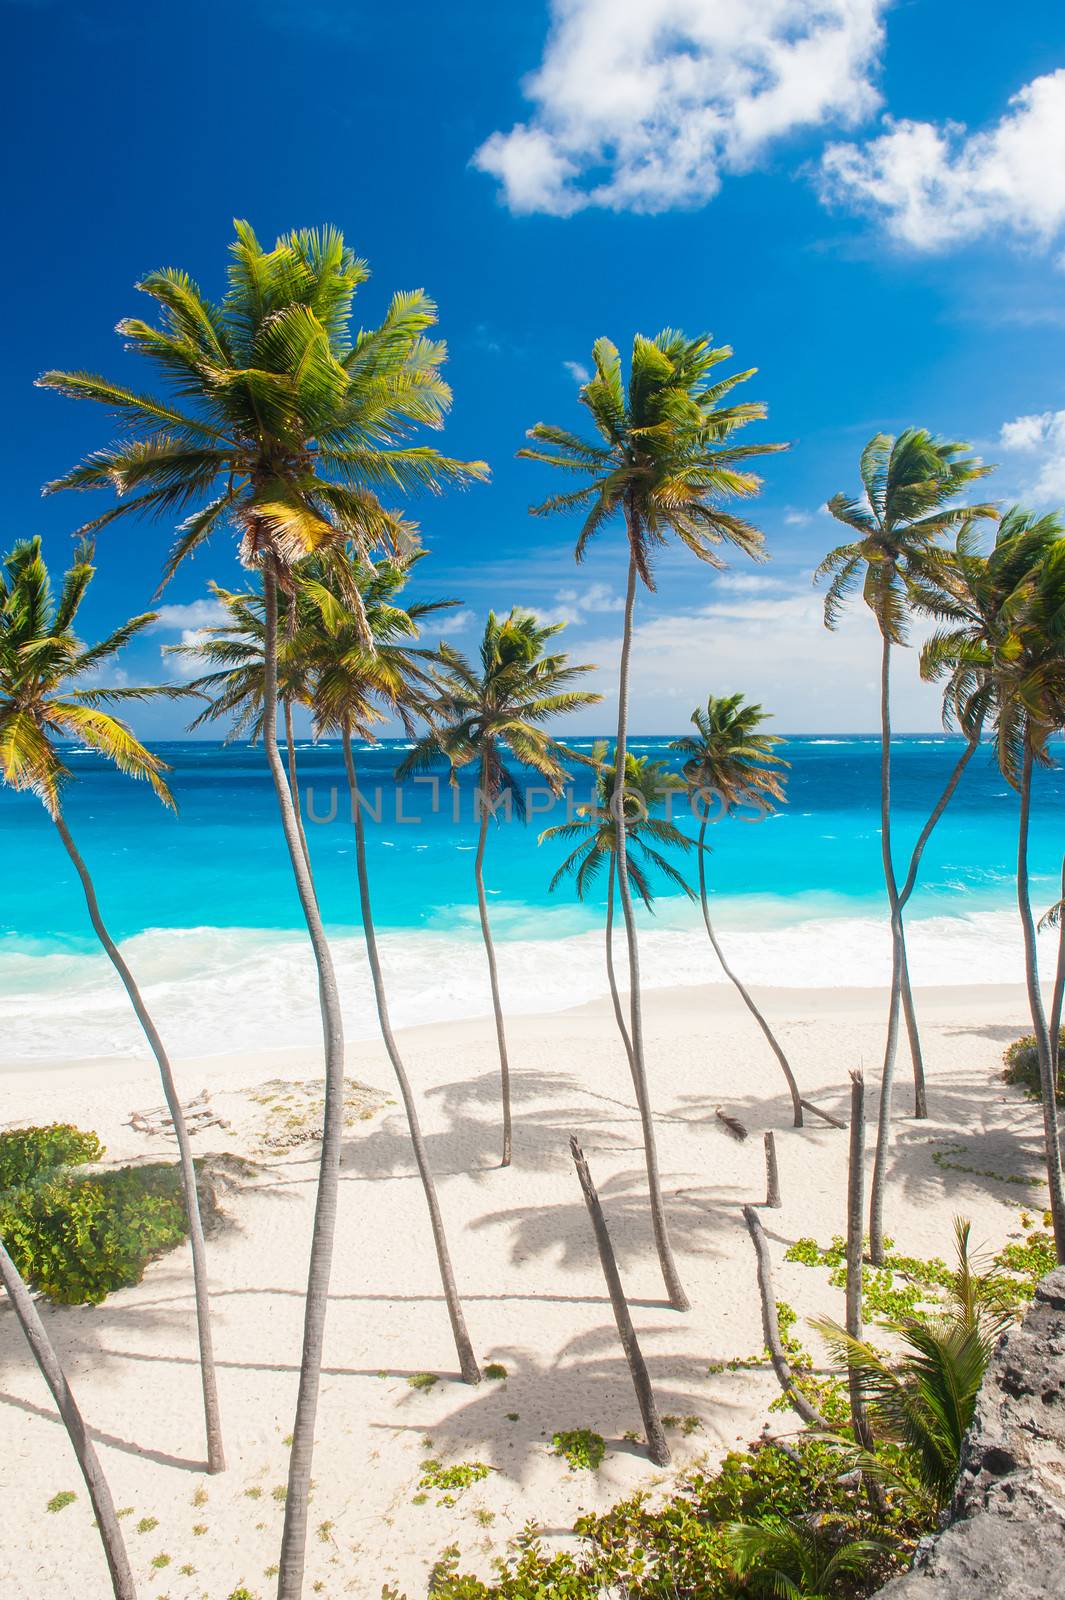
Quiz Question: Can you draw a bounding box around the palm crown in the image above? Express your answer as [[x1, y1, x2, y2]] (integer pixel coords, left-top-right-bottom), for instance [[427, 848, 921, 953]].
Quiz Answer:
[[540, 742, 695, 907], [399, 608, 600, 810], [819, 429, 997, 641], [38, 222, 488, 585], [670, 693, 787, 816], [518, 330, 783, 584], [0, 537, 178, 813], [919, 507, 1065, 783]]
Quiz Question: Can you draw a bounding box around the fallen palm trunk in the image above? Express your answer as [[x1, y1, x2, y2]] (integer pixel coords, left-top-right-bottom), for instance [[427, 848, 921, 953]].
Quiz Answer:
[[742, 1204, 830, 1431]]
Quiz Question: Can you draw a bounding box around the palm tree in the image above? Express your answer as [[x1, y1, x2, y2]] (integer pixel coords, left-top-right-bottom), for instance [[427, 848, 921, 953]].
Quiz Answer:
[[400, 609, 600, 1166], [540, 741, 695, 1068], [669, 694, 802, 1125], [816, 1219, 1016, 1512], [727, 1515, 889, 1598], [0, 1241, 136, 1599], [297, 547, 481, 1381], [38, 222, 488, 1600], [519, 330, 782, 1309], [921, 509, 1065, 1262], [0, 536, 224, 1473], [819, 431, 996, 1135]]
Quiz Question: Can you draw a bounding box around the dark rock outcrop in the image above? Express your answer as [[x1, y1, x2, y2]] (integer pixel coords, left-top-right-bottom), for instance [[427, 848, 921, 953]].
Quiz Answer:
[[873, 1266, 1065, 1597]]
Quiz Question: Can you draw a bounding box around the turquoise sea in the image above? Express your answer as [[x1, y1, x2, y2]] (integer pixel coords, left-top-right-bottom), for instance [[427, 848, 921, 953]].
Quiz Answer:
[[0, 735, 1061, 1064]]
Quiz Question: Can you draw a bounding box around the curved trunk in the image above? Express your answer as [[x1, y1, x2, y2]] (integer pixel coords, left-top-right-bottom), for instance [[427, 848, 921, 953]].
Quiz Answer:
[[1050, 856, 1065, 1081], [342, 731, 481, 1381], [697, 815, 802, 1126], [605, 854, 634, 1067], [50, 809, 224, 1475], [0, 1240, 136, 1600], [268, 565, 348, 1600], [613, 531, 689, 1311], [474, 763, 512, 1168], [870, 632, 904, 1263], [283, 699, 314, 881], [1017, 741, 1065, 1263]]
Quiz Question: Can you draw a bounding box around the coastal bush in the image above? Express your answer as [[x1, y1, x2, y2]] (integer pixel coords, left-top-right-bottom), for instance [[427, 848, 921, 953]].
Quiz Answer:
[[551, 1430, 606, 1472], [0, 1123, 103, 1189], [1003, 1031, 1065, 1105], [0, 1162, 187, 1304]]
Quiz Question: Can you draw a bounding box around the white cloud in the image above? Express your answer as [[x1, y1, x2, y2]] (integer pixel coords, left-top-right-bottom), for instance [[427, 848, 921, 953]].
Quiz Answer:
[[474, 0, 887, 216], [163, 628, 214, 681], [784, 508, 814, 526], [536, 580, 625, 626], [150, 598, 229, 632], [563, 359, 590, 383], [820, 69, 1065, 251], [442, 608, 476, 634], [997, 410, 1065, 503]]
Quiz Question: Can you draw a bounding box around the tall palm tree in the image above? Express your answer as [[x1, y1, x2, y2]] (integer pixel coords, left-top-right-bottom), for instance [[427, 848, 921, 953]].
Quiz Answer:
[[541, 742, 695, 1068], [669, 694, 802, 1125], [921, 509, 1065, 1262], [0, 1241, 136, 1599], [519, 330, 782, 1309], [38, 222, 488, 1600], [819, 430, 996, 1137], [0, 536, 223, 1473], [400, 609, 600, 1165], [296, 547, 480, 1381]]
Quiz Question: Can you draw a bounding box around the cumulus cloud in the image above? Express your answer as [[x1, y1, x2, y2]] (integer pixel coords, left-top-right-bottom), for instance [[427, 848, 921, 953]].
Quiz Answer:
[[563, 359, 590, 383], [535, 580, 624, 627], [820, 69, 1065, 251], [474, 0, 887, 216], [997, 410, 1065, 504], [150, 598, 229, 632]]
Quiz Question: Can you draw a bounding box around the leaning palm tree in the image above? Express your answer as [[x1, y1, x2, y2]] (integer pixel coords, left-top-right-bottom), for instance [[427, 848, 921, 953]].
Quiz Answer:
[[296, 547, 480, 1381], [0, 536, 223, 1473], [38, 222, 488, 1600], [400, 609, 600, 1166], [669, 694, 802, 1124], [540, 742, 695, 1067], [819, 430, 996, 1132], [921, 509, 1065, 1262], [519, 330, 782, 1309]]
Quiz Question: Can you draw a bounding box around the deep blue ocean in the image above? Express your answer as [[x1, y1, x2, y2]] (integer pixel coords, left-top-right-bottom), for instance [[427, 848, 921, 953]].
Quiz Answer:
[[1, 735, 1061, 1063]]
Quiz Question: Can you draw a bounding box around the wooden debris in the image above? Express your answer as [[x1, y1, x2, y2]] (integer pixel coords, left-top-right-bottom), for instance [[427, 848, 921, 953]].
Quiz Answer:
[[715, 1107, 749, 1142], [128, 1089, 230, 1137]]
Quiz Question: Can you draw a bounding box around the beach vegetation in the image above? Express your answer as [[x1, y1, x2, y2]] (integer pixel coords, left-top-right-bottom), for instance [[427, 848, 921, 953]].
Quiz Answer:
[[400, 607, 600, 1167], [136, 1517, 159, 1534], [484, 1363, 508, 1380], [0, 1124, 103, 1189], [46, 1490, 76, 1513], [551, 1429, 606, 1472], [418, 1459, 493, 1505], [1003, 1029, 1065, 1104], [408, 1371, 439, 1391]]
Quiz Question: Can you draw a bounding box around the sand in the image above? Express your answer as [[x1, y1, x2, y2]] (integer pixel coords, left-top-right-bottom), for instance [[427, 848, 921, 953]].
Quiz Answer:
[[0, 980, 1050, 1600]]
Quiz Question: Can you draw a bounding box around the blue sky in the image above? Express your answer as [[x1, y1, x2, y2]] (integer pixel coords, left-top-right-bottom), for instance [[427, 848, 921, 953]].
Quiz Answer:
[[5, 0, 1065, 734]]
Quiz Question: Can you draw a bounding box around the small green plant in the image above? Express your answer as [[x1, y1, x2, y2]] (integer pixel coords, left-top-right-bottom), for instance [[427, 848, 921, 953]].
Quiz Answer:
[[283, 1433, 293, 1446], [484, 1363, 508, 1380], [408, 1371, 439, 1391], [412, 1491, 428, 1506], [418, 1458, 493, 1506], [179, 1567, 195, 1578], [271, 1485, 287, 1502], [191, 1485, 207, 1507], [474, 1509, 496, 1526], [192, 1524, 207, 1537], [150, 1553, 171, 1570], [225, 1589, 257, 1600], [316, 1520, 334, 1543], [46, 1490, 76, 1513], [244, 1486, 262, 1500], [264, 1566, 279, 1579], [505, 1413, 519, 1422], [1003, 1030, 1065, 1104], [0, 1124, 103, 1189], [551, 1430, 606, 1472], [116, 1507, 133, 1518], [136, 1516, 159, 1534]]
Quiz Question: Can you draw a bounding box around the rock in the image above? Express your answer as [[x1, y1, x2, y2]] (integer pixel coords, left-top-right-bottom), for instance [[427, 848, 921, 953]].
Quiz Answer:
[[872, 1266, 1065, 1597]]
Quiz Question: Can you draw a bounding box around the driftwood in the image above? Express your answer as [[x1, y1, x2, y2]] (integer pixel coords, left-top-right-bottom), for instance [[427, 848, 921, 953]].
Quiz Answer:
[[128, 1089, 229, 1138], [742, 1204, 830, 1431], [570, 1136, 671, 1467], [800, 1098, 847, 1130], [763, 1131, 781, 1208], [715, 1107, 749, 1142]]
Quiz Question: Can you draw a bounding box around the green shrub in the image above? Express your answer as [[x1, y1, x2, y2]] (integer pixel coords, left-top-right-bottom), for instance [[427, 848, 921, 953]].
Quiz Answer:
[[0, 1124, 103, 1189], [551, 1430, 606, 1472], [1003, 1032, 1065, 1105], [0, 1162, 187, 1304]]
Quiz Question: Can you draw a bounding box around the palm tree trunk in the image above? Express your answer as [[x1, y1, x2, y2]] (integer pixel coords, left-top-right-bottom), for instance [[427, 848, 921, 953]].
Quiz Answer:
[[696, 815, 802, 1126], [267, 565, 348, 1600], [742, 1206, 829, 1430], [1017, 740, 1065, 1263], [1050, 856, 1065, 1082], [50, 808, 224, 1475], [569, 1137, 670, 1466], [613, 529, 688, 1311], [342, 731, 481, 1382], [283, 699, 314, 881], [0, 1240, 137, 1600], [870, 631, 905, 1264], [474, 759, 512, 1168], [845, 1072, 875, 1454], [605, 855, 634, 1067]]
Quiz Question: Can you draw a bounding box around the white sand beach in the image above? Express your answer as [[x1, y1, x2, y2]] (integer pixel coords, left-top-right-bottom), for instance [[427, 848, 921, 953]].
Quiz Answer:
[[1, 980, 1048, 1600]]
